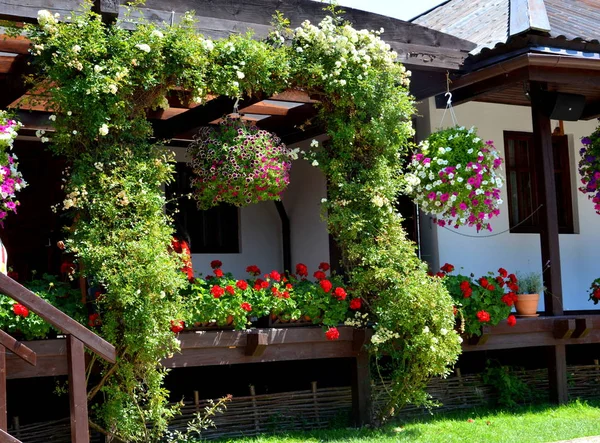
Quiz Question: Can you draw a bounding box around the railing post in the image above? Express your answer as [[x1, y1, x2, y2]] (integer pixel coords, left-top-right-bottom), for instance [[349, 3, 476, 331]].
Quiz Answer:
[[0, 346, 6, 432], [67, 335, 90, 443]]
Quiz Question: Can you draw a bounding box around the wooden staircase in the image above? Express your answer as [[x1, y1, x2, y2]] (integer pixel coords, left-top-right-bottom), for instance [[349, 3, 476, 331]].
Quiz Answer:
[[0, 273, 116, 443]]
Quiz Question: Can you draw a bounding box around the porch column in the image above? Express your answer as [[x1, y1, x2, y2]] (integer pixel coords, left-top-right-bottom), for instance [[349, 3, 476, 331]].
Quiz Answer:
[[530, 81, 564, 316]]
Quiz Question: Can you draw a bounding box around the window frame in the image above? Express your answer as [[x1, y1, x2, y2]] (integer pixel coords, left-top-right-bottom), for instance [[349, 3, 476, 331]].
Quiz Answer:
[[503, 131, 574, 234]]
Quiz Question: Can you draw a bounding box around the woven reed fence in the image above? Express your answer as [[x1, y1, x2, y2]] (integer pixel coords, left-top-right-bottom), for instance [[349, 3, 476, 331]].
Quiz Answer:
[[8, 363, 600, 441]]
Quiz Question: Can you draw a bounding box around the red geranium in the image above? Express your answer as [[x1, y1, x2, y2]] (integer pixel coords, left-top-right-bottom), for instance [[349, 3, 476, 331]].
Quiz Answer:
[[269, 270, 281, 282], [508, 282, 519, 293], [508, 273, 518, 284], [476, 310, 491, 323], [295, 263, 308, 277], [349, 298, 361, 310], [595, 288, 600, 299], [210, 285, 225, 298], [225, 285, 235, 295], [12, 303, 29, 318], [501, 292, 518, 306], [436, 272, 446, 278], [210, 260, 223, 269], [319, 262, 330, 271], [60, 261, 76, 275], [282, 291, 290, 299], [495, 276, 505, 288], [333, 287, 347, 301], [487, 284, 495, 291], [441, 263, 455, 273], [507, 314, 517, 327], [314, 271, 326, 280], [246, 265, 261, 276], [320, 279, 333, 293], [241, 302, 252, 312], [88, 313, 101, 327], [460, 281, 470, 291], [498, 268, 508, 278], [170, 320, 185, 333], [214, 268, 224, 278], [236, 280, 248, 291], [463, 288, 473, 298], [479, 277, 489, 288], [325, 327, 340, 340], [286, 283, 293, 290]]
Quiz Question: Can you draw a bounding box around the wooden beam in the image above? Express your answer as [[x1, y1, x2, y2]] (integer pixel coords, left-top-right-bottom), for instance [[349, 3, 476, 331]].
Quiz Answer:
[[92, 0, 119, 24], [0, 428, 21, 443], [270, 90, 317, 104], [553, 318, 575, 339], [0, 274, 115, 363], [146, 107, 189, 120], [351, 329, 372, 427], [0, 331, 36, 366], [0, 36, 30, 55], [548, 343, 568, 404], [0, 347, 5, 433], [573, 318, 592, 339], [245, 331, 268, 357], [530, 82, 564, 316], [0, 56, 22, 74], [510, 0, 550, 36], [0, 0, 81, 23], [240, 101, 298, 116], [67, 335, 90, 443]]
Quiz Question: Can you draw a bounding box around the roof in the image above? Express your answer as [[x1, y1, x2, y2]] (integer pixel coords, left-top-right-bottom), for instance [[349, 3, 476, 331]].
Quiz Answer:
[[413, 0, 600, 55]]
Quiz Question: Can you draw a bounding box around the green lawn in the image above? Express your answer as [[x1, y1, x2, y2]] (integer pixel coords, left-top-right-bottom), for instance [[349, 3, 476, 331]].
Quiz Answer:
[[214, 401, 600, 443]]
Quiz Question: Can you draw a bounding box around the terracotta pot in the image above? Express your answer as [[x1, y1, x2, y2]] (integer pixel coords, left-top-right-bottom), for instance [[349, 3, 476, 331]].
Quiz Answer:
[[515, 293, 539, 316], [226, 315, 234, 325]]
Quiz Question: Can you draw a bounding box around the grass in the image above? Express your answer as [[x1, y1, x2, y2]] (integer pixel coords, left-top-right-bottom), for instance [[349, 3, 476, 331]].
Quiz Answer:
[[213, 400, 600, 443]]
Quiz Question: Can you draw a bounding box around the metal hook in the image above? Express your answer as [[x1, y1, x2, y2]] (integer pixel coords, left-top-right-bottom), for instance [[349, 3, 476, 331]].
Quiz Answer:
[[445, 91, 452, 106]]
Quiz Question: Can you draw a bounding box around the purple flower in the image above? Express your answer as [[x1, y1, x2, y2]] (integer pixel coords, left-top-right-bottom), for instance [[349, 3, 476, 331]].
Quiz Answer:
[[582, 137, 592, 145], [427, 192, 436, 200]]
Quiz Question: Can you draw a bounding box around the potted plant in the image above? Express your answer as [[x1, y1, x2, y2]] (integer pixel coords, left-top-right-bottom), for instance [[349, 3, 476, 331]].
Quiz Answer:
[[404, 126, 505, 232], [587, 278, 600, 304], [515, 272, 543, 317]]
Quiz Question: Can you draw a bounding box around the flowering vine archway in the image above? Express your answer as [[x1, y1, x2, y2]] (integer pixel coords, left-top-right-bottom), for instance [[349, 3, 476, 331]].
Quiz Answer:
[[26, 5, 461, 440]]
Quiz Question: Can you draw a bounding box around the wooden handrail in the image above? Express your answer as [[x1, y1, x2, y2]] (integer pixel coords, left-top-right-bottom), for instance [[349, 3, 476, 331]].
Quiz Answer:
[[0, 274, 115, 363], [0, 331, 35, 366], [0, 428, 21, 442]]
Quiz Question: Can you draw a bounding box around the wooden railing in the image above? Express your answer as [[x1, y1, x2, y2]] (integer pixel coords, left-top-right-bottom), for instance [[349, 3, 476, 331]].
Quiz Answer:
[[0, 273, 116, 443]]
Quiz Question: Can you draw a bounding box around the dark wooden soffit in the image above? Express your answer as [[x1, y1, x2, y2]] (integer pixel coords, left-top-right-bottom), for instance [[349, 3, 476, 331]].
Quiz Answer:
[[434, 53, 600, 120], [0, 0, 475, 71]]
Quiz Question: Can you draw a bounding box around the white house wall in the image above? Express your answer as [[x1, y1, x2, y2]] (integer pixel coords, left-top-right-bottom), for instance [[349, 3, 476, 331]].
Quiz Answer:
[[419, 98, 599, 311]]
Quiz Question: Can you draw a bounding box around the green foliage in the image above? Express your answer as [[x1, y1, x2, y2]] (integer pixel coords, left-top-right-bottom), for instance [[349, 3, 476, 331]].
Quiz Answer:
[[516, 272, 543, 294], [26, 4, 461, 438], [587, 277, 600, 305], [481, 360, 535, 407]]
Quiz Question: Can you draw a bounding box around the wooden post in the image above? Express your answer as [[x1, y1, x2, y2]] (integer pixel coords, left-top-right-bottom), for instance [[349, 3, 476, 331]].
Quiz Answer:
[[0, 346, 6, 432], [311, 381, 320, 425], [194, 391, 200, 413], [249, 385, 259, 433], [530, 81, 564, 316], [67, 335, 90, 443], [548, 344, 568, 403], [351, 330, 372, 427]]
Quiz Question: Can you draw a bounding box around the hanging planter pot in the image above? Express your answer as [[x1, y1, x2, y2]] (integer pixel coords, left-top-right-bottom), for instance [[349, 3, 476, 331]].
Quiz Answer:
[[0, 112, 25, 225], [578, 126, 600, 214], [187, 116, 294, 209], [404, 126, 505, 232]]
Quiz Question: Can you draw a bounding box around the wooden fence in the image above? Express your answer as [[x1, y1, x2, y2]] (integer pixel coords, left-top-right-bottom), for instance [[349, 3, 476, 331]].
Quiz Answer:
[[7, 363, 600, 441]]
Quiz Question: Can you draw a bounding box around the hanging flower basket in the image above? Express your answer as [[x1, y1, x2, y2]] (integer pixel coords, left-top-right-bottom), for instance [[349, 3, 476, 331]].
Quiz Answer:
[[405, 126, 505, 232], [0, 111, 25, 225], [188, 116, 294, 209], [578, 126, 600, 214]]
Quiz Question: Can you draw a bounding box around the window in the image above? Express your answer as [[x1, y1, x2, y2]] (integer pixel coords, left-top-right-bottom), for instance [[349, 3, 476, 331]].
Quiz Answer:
[[503, 131, 574, 234], [167, 162, 240, 253]]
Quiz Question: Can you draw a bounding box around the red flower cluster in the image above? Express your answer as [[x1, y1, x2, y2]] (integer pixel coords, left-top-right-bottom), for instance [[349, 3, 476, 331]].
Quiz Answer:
[[12, 303, 29, 318], [594, 288, 600, 299], [225, 285, 235, 295], [349, 298, 361, 310], [319, 262, 330, 271], [88, 313, 101, 327], [507, 273, 519, 292], [460, 280, 472, 298], [211, 285, 225, 298], [170, 320, 185, 333], [246, 265, 261, 276], [269, 270, 281, 282], [236, 280, 248, 291], [241, 302, 252, 312], [476, 310, 491, 323], [507, 314, 517, 327], [498, 268, 508, 278], [320, 279, 332, 293], [295, 263, 308, 278], [60, 261, 76, 275], [314, 271, 326, 280], [253, 279, 269, 290], [500, 292, 518, 306], [333, 287, 347, 301], [214, 268, 224, 278], [211, 260, 223, 269], [325, 327, 340, 340], [441, 263, 454, 273]]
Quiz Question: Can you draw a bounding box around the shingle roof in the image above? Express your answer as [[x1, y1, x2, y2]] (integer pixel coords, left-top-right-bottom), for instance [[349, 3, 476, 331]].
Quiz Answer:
[[413, 0, 600, 54]]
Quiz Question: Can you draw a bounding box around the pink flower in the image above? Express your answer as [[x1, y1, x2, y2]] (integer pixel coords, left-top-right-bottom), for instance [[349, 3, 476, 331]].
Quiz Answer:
[[427, 192, 436, 200]]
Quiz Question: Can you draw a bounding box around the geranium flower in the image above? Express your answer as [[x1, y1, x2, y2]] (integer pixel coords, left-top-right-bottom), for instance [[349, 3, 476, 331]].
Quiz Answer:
[[325, 327, 340, 341], [241, 302, 252, 312], [210, 285, 225, 298], [225, 285, 235, 295], [333, 287, 347, 300], [295, 263, 308, 277], [440, 263, 454, 273], [313, 271, 326, 280], [214, 268, 224, 278], [320, 279, 332, 293], [12, 303, 29, 318], [269, 270, 281, 282], [507, 315, 517, 327], [210, 260, 222, 269], [246, 265, 261, 276], [170, 320, 184, 333], [498, 268, 508, 278], [236, 280, 248, 290], [349, 298, 361, 310], [476, 310, 490, 323], [318, 262, 330, 271]]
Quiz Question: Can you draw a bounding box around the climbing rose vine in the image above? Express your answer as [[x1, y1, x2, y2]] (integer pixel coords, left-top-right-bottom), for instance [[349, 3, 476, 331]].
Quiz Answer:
[[405, 126, 504, 231]]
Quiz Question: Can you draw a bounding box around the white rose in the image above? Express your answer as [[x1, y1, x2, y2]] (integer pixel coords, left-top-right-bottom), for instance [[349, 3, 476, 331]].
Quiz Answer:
[[236, 71, 245, 79], [312, 160, 319, 167], [99, 124, 109, 136], [135, 43, 151, 53], [48, 115, 56, 121], [72, 45, 81, 53], [151, 30, 164, 39]]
